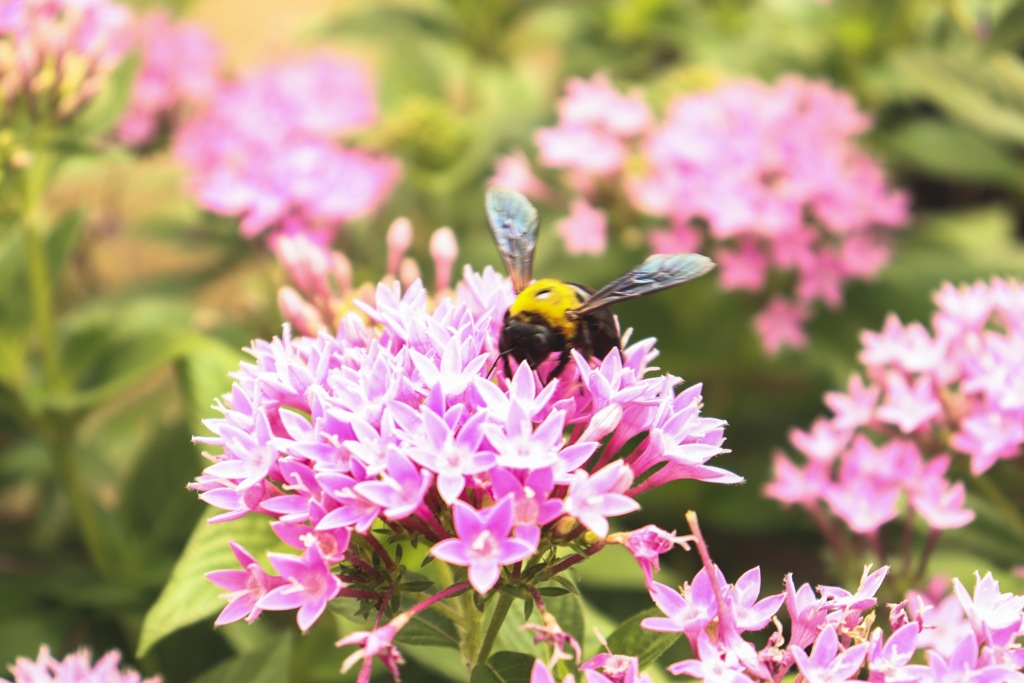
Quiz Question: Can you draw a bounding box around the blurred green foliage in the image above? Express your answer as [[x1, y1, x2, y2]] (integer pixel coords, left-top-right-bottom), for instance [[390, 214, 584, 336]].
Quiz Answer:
[[3, 0, 1024, 681]]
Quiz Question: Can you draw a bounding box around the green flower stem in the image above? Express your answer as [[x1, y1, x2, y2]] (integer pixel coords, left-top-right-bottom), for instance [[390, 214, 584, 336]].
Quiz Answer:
[[52, 428, 117, 578], [22, 148, 59, 387], [22, 141, 116, 579], [474, 589, 514, 668]]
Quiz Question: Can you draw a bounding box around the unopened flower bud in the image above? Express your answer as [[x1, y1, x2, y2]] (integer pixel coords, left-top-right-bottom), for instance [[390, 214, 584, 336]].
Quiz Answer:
[[398, 256, 420, 289], [386, 217, 413, 278], [429, 226, 458, 293]]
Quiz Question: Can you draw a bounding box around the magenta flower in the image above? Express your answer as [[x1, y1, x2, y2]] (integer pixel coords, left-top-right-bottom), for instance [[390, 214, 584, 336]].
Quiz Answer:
[[610, 524, 691, 586], [579, 653, 652, 683], [430, 497, 535, 593], [338, 623, 404, 681], [563, 461, 639, 538], [668, 633, 756, 683], [529, 660, 573, 683], [257, 545, 343, 632], [206, 541, 287, 626], [1, 645, 160, 683], [790, 625, 869, 683], [642, 570, 719, 644], [115, 10, 221, 146], [903, 632, 1024, 683], [867, 622, 919, 682], [954, 572, 1024, 650]]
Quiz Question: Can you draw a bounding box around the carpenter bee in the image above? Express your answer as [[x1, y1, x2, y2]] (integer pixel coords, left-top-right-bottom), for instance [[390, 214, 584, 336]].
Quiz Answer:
[[485, 187, 715, 380]]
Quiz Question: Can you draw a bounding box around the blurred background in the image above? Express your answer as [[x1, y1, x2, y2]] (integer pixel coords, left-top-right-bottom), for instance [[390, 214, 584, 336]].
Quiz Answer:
[[3, 0, 1024, 680]]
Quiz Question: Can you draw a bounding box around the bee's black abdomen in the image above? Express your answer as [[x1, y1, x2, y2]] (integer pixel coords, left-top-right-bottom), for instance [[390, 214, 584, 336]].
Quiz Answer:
[[579, 308, 621, 359]]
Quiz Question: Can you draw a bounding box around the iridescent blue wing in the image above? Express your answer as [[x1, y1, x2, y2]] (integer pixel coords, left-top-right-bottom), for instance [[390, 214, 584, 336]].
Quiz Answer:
[[571, 253, 715, 315], [485, 187, 539, 293]]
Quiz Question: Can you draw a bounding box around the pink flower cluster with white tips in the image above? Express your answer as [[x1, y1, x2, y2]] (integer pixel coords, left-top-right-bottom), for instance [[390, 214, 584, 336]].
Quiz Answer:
[[1, 645, 160, 683], [0, 0, 132, 118], [767, 277, 1024, 546], [191, 265, 736, 679], [503, 73, 910, 353], [115, 10, 221, 147], [173, 53, 399, 241], [636, 516, 1024, 683], [533, 511, 1024, 682]]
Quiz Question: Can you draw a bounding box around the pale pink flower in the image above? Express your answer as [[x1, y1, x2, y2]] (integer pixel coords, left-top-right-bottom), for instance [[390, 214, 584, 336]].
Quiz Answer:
[[753, 297, 809, 354], [557, 198, 608, 256], [430, 497, 536, 593]]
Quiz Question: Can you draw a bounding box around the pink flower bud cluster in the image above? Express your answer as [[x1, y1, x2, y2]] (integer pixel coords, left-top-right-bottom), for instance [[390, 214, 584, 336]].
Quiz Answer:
[[767, 277, 1024, 543], [1, 645, 160, 683], [0, 0, 132, 119], [643, 561, 1024, 681], [173, 53, 399, 241], [510, 73, 910, 353], [191, 266, 736, 673], [115, 10, 221, 147], [273, 217, 459, 337]]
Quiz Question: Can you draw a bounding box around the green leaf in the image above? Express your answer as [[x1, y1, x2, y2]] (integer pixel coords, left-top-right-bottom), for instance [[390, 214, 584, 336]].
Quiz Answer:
[[880, 118, 1023, 189], [137, 510, 283, 656], [399, 642, 471, 682], [892, 49, 1024, 145], [989, 3, 1024, 51], [174, 335, 245, 436], [606, 608, 682, 671], [191, 632, 293, 683], [547, 587, 585, 651], [469, 651, 534, 683], [394, 603, 460, 649], [120, 419, 203, 562], [74, 54, 139, 138], [46, 210, 84, 281]]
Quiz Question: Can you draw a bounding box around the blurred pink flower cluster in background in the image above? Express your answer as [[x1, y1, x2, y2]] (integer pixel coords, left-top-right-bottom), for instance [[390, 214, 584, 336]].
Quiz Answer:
[[767, 277, 1024, 552], [499, 73, 911, 353], [0, 0, 132, 118], [0, 646, 160, 683], [173, 52, 399, 241], [115, 10, 221, 146]]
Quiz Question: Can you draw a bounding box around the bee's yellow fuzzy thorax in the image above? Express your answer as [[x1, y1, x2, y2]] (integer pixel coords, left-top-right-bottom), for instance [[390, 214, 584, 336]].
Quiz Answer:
[[508, 279, 585, 337]]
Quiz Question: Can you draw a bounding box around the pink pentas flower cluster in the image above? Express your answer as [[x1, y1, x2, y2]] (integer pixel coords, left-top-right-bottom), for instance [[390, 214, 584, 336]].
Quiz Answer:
[[631, 76, 909, 353], [115, 10, 221, 147], [173, 53, 399, 241], [1, 645, 161, 683], [191, 265, 736, 679], [501, 73, 652, 257], [638, 514, 1024, 683], [0, 0, 132, 119], [504, 73, 910, 353], [767, 277, 1024, 556]]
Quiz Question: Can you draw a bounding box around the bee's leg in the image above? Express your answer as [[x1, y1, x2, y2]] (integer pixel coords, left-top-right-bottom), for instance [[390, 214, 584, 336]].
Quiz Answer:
[[547, 348, 572, 382], [502, 353, 513, 378]]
